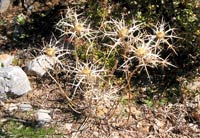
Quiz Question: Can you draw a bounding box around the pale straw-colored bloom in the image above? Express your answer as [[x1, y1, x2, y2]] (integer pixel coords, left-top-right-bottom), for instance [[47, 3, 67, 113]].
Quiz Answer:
[[102, 16, 141, 57], [68, 60, 107, 96], [120, 38, 176, 79], [149, 20, 180, 55], [56, 7, 98, 43]]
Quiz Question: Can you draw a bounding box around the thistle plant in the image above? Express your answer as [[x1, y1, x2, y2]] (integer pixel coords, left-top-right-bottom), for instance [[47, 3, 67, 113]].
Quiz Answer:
[[67, 59, 107, 97], [119, 39, 163, 79], [56, 7, 98, 43], [101, 17, 180, 80], [52, 6, 181, 119], [102, 16, 142, 57], [42, 35, 68, 56], [40, 35, 71, 70], [118, 26, 178, 80], [149, 20, 180, 55]]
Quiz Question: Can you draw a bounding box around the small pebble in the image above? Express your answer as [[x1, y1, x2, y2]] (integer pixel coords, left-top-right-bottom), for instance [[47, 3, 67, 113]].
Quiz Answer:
[[18, 103, 33, 111], [37, 109, 51, 123], [5, 103, 18, 112]]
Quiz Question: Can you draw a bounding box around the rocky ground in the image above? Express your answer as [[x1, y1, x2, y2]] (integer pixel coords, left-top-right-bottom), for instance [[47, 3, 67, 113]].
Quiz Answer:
[[0, 1, 200, 138]]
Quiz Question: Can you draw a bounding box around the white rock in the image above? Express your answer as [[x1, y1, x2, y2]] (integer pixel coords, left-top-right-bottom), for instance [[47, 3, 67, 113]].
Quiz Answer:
[[37, 109, 51, 123], [0, 0, 10, 13], [0, 54, 14, 67], [26, 55, 57, 76], [0, 92, 7, 101], [64, 123, 73, 131], [5, 103, 18, 112], [0, 66, 32, 97], [186, 79, 200, 91], [0, 118, 8, 123], [19, 103, 33, 111]]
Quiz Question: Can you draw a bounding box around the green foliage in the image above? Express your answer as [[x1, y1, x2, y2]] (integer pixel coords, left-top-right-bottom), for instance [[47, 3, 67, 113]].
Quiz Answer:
[[0, 19, 6, 26], [86, 0, 110, 24], [0, 120, 55, 137], [15, 14, 27, 25], [143, 99, 154, 107]]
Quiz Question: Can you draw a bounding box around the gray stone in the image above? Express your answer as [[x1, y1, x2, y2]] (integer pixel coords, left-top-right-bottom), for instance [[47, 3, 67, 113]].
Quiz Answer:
[[0, 54, 14, 67], [26, 55, 57, 76], [37, 109, 51, 123], [186, 78, 200, 91], [0, 0, 10, 13], [0, 92, 7, 101], [19, 103, 33, 111], [0, 66, 32, 97], [64, 123, 73, 131]]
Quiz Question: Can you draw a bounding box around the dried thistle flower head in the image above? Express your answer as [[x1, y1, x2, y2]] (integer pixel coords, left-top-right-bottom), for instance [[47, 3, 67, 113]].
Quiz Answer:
[[38, 35, 71, 70], [118, 27, 129, 39], [150, 19, 180, 54], [103, 16, 141, 57], [119, 40, 162, 79], [73, 22, 85, 34], [42, 35, 70, 58], [56, 7, 98, 43], [44, 48, 56, 57], [134, 45, 150, 58], [81, 67, 92, 76], [120, 38, 177, 80], [103, 16, 141, 40], [68, 60, 107, 96], [156, 31, 165, 39]]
